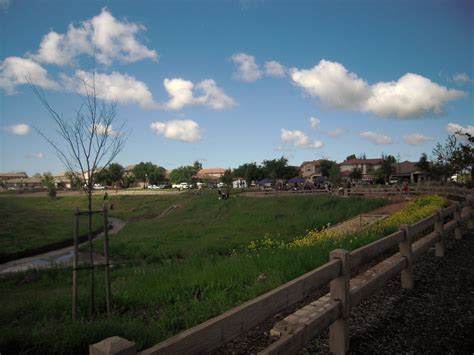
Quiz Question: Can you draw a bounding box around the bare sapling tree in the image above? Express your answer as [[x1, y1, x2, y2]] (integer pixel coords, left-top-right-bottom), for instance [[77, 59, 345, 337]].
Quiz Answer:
[[29, 68, 128, 316]]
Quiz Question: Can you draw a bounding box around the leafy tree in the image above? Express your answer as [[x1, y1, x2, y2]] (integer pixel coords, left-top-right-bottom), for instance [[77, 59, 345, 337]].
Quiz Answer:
[[319, 160, 338, 177], [133, 162, 158, 187], [432, 135, 458, 181], [358, 153, 367, 159], [148, 166, 166, 185], [234, 162, 264, 185], [415, 153, 431, 178], [449, 132, 474, 181], [169, 166, 197, 184], [345, 154, 356, 161], [262, 156, 298, 180], [221, 169, 233, 186], [329, 164, 341, 184], [42, 172, 56, 198], [350, 168, 362, 180], [377, 154, 396, 183], [193, 160, 203, 171], [108, 163, 124, 187]]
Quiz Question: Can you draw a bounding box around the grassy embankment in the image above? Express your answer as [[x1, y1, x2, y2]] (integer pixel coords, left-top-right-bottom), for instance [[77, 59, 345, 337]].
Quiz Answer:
[[1, 193, 444, 354]]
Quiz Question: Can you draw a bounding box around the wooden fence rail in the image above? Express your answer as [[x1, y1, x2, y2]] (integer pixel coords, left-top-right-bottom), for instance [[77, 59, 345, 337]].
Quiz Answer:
[[89, 187, 473, 355]]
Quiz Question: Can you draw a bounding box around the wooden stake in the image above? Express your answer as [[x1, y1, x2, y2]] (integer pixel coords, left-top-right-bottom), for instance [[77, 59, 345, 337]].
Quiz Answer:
[[103, 204, 112, 318], [434, 209, 444, 258], [72, 207, 79, 320]]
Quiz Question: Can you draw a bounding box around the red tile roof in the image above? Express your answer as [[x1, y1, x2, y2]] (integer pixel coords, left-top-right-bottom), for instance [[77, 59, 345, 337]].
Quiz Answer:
[[340, 158, 382, 165]]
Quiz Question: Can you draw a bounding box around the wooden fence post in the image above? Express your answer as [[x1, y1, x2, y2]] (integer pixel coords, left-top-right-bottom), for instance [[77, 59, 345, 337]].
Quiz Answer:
[[434, 209, 445, 257], [454, 202, 462, 240], [72, 208, 80, 320], [467, 195, 474, 230], [329, 249, 350, 355], [398, 224, 414, 290], [103, 205, 112, 318]]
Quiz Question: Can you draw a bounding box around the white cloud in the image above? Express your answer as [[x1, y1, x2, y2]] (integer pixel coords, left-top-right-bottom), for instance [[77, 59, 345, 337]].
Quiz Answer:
[[309, 116, 320, 129], [290, 60, 371, 110], [150, 119, 202, 142], [7, 123, 30, 135], [366, 73, 466, 118], [327, 128, 348, 137], [0, 0, 11, 13], [0, 57, 59, 94], [32, 8, 157, 66], [63, 70, 157, 109], [360, 131, 392, 145], [446, 122, 474, 137], [281, 129, 323, 149], [90, 123, 117, 136], [290, 60, 466, 118], [26, 152, 45, 159], [162, 78, 235, 110], [403, 133, 434, 145], [265, 61, 286, 78], [452, 72, 472, 84], [231, 53, 263, 82]]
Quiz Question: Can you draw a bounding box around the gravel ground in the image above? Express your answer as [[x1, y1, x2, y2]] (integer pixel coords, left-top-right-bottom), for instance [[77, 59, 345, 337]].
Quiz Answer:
[[216, 226, 474, 355]]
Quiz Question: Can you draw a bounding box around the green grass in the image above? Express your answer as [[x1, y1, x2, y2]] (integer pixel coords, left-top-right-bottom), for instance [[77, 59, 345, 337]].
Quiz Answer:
[[0, 193, 390, 354]]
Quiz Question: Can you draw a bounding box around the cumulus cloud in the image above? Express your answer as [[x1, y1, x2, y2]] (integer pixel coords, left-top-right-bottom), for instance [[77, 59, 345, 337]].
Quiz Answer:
[[281, 129, 323, 149], [403, 133, 434, 145], [360, 131, 392, 145], [327, 128, 348, 137], [290, 60, 466, 118], [231, 53, 263, 82], [90, 123, 117, 136], [150, 119, 202, 142], [309, 116, 320, 129], [6, 123, 30, 135], [162, 78, 235, 110], [32, 8, 157, 66], [446, 122, 474, 137], [0, 57, 59, 94], [62, 70, 157, 109], [265, 61, 286, 78], [452, 72, 472, 84]]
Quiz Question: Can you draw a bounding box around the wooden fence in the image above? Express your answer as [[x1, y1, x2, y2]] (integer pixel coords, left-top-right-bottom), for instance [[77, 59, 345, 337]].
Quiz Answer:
[[89, 187, 473, 355]]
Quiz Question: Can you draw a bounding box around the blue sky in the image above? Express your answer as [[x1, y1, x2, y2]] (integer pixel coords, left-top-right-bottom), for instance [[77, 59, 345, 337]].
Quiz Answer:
[[1, 0, 473, 174]]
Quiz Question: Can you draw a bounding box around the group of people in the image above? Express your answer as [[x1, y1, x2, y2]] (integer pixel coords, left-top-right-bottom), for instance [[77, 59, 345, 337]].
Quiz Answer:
[[217, 188, 229, 200]]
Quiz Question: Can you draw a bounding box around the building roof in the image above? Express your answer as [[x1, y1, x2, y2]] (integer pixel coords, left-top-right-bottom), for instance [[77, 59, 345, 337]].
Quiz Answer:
[[340, 158, 382, 166], [7, 177, 42, 184], [392, 161, 421, 175], [300, 160, 323, 168], [0, 172, 28, 179], [197, 168, 225, 175]]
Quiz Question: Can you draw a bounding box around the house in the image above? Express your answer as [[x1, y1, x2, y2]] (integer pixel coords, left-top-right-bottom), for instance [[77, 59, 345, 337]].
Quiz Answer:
[[300, 160, 323, 181], [54, 172, 76, 189], [195, 168, 226, 182], [123, 164, 136, 178], [390, 161, 426, 183], [4, 176, 43, 189], [339, 158, 383, 182], [232, 178, 247, 189], [0, 172, 28, 187]]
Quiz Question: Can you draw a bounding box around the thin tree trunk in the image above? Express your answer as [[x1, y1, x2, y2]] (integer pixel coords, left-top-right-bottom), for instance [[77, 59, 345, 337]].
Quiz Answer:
[[88, 191, 95, 316]]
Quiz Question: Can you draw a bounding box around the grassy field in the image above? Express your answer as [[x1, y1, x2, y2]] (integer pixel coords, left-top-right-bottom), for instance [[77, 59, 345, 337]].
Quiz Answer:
[[0, 192, 409, 354]]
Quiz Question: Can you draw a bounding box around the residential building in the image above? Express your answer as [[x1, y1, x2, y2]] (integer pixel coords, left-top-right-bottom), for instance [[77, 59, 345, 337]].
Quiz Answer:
[[0, 172, 28, 187], [339, 158, 383, 182], [390, 161, 426, 183], [195, 168, 225, 182], [300, 160, 323, 181], [4, 177, 43, 189]]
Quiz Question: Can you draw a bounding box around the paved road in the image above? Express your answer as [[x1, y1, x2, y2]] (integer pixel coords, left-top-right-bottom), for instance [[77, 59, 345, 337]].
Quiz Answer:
[[0, 217, 126, 275]]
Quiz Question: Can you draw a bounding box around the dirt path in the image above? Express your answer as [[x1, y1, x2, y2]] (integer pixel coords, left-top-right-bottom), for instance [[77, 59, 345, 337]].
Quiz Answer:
[[0, 217, 126, 275]]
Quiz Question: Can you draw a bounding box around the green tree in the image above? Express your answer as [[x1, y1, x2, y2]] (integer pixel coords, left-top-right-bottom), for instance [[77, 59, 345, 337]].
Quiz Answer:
[[42, 172, 56, 198], [432, 135, 458, 181], [415, 153, 431, 179], [350, 168, 362, 180], [234, 162, 264, 185], [133, 162, 157, 187], [328, 164, 341, 184], [169, 166, 197, 184], [377, 154, 396, 183], [449, 132, 474, 181], [262, 156, 293, 180], [345, 154, 356, 161], [319, 160, 338, 177], [108, 163, 124, 187], [221, 169, 233, 186], [193, 160, 203, 171]]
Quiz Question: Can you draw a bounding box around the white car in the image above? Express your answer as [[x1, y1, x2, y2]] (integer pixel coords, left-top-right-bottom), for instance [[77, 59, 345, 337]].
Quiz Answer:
[[93, 184, 105, 190], [147, 184, 159, 189], [179, 182, 189, 189], [217, 182, 226, 188]]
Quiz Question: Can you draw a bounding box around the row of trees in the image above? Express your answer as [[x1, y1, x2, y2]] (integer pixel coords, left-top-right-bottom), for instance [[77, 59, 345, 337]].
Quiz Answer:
[[417, 132, 474, 183]]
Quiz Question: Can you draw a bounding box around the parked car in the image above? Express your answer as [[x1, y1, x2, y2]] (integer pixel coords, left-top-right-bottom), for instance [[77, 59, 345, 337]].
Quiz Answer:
[[179, 182, 190, 189], [389, 178, 399, 185], [217, 182, 226, 188], [93, 184, 105, 190], [158, 183, 171, 189], [147, 184, 159, 189]]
